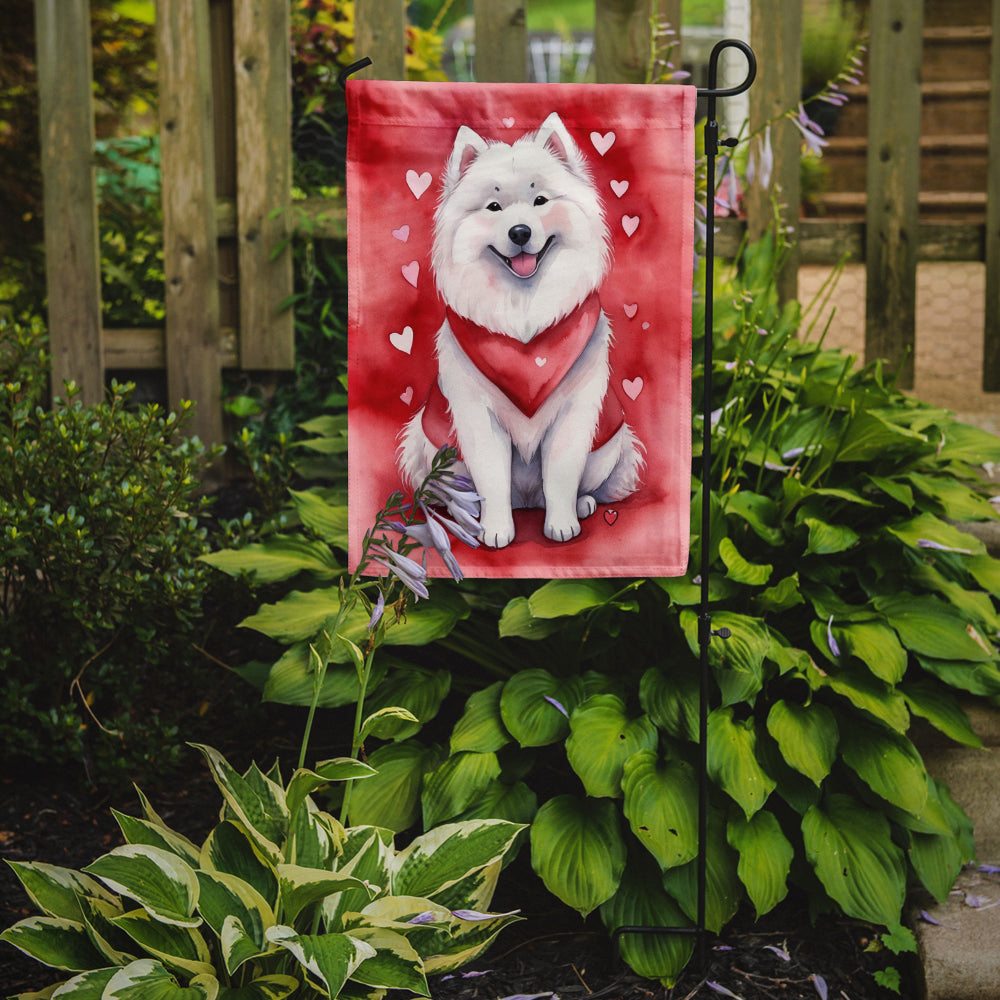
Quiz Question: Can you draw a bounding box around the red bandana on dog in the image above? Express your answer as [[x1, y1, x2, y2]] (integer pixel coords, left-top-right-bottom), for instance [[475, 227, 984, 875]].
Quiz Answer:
[[347, 80, 696, 579]]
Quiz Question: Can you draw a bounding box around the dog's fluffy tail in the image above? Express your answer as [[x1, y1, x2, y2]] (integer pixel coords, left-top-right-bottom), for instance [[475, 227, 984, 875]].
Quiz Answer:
[[395, 408, 439, 489]]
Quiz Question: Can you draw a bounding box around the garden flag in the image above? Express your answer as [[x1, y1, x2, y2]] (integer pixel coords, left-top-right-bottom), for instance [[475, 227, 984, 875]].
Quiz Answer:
[[347, 79, 696, 578]]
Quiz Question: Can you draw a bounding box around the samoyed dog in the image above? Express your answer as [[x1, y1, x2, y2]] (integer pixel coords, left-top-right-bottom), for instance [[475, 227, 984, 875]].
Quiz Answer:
[[398, 112, 644, 549]]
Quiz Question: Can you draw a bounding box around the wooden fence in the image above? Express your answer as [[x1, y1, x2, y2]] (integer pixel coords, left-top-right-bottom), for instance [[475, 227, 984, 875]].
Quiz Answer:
[[33, 0, 1000, 445]]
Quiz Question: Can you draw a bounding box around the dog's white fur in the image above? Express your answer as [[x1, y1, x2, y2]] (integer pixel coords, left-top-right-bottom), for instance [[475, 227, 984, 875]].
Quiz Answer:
[[398, 112, 643, 548]]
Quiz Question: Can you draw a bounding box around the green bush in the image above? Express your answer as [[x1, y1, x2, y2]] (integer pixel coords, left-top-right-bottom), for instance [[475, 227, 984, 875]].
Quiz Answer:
[[0, 316, 220, 783]]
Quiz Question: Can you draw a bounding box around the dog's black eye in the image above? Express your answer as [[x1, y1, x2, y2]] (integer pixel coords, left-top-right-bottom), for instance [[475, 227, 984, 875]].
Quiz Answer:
[[486, 201, 502, 212], [534, 195, 548, 206]]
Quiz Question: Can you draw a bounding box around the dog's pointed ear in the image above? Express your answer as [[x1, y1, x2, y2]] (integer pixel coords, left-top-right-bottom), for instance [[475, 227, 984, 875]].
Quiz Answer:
[[536, 112, 587, 177], [446, 125, 488, 184]]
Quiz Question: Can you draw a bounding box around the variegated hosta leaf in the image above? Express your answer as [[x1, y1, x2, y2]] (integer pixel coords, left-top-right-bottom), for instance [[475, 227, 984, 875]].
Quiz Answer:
[[4, 861, 118, 922], [110, 908, 214, 979], [191, 746, 288, 863], [0, 916, 107, 971], [344, 926, 429, 995], [421, 906, 523, 975], [421, 752, 501, 829], [621, 751, 699, 871], [599, 853, 694, 987], [276, 864, 376, 925], [391, 820, 524, 901], [529, 795, 626, 917], [265, 926, 375, 998], [802, 793, 906, 926], [450, 682, 511, 754], [423, 859, 501, 916], [200, 822, 278, 910], [565, 695, 658, 799], [112, 811, 202, 868], [765, 700, 838, 786], [77, 894, 136, 966], [288, 802, 343, 870], [323, 829, 393, 931], [195, 871, 274, 974], [347, 740, 442, 832], [102, 958, 218, 999], [214, 974, 299, 1000], [83, 845, 200, 928], [45, 966, 118, 997], [499, 669, 585, 747], [838, 718, 929, 817], [727, 810, 793, 917], [285, 760, 375, 823], [706, 707, 776, 818]]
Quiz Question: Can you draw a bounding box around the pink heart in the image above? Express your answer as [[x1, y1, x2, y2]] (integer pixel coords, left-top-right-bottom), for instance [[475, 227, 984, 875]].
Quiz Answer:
[[623, 303, 638, 319], [590, 131, 616, 156], [502, 117, 515, 127], [401, 260, 419, 287], [610, 179, 629, 198], [535, 356, 547, 367], [622, 215, 640, 238], [604, 509, 618, 526], [622, 377, 644, 401], [400, 386, 414, 405], [406, 169, 432, 199], [391, 225, 410, 242], [389, 326, 414, 354]]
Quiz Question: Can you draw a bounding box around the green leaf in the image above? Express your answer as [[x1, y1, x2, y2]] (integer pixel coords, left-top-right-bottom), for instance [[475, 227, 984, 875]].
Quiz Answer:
[[707, 707, 776, 818], [4, 862, 118, 923], [346, 926, 429, 994], [199, 822, 278, 910], [718, 537, 772, 585], [835, 410, 927, 463], [359, 706, 421, 742], [599, 853, 694, 987], [0, 916, 107, 972], [452, 779, 538, 827], [803, 517, 859, 555], [110, 909, 214, 978], [421, 751, 502, 828], [935, 421, 1000, 464], [526, 579, 617, 618], [802, 793, 906, 926], [839, 718, 929, 816], [566, 695, 658, 798], [103, 959, 217, 999], [112, 812, 201, 868], [34, 967, 118, 998], [195, 871, 273, 974], [727, 811, 793, 917], [680, 610, 770, 706], [885, 512, 985, 556], [265, 926, 374, 997], [497, 596, 564, 639], [83, 846, 200, 928], [530, 795, 626, 917], [216, 975, 299, 1000], [362, 666, 451, 740], [807, 660, 910, 732], [724, 490, 784, 545], [621, 751, 699, 871], [835, 621, 908, 684], [499, 670, 584, 747], [285, 760, 376, 822], [916, 655, 1000, 697], [346, 740, 441, 832], [639, 664, 699, 742], [200, 535, 341, 584], [393, 820, 524, 900], [906, 472, 998, 521], [260, 643, 386, 709], [874, 594, 995, 662], [288, 489, 349, 547], [765, 700, 838, 786], [901, 680, 982, 748], [755, 573, 805, 614], [276, 865, 373, 925], [450, 682, 511, 754]]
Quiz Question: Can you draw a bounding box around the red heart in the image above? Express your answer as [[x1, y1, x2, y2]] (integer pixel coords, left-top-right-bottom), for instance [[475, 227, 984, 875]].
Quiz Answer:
[[603, 509, 618, 526]]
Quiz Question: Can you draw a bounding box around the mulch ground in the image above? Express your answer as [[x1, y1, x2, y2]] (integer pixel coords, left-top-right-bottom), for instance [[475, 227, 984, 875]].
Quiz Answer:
[[1, 737, 913, 1000]]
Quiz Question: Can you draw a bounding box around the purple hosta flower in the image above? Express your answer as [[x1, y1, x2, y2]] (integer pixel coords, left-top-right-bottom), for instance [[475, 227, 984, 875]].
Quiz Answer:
[[370, 543, 429, 600], [979, 864, 1000, 874], [451, 908, 521, 921], [407, 911, 438, 925], [747, 124, 774, 191], [367, 589, 385, 631], [827, 616, 842, 657], [919, 909, 958, 929], [715, 158, 741, 215], [497, 994, 557, 1000], [763, 944, 791, 962], [812, 974, 828, 1000], [404, 509, 465, 583], [791, 104, 829, 157], [917, 538, 973, 555], [706, 982, 742, 999], [544, 695, 569, 718]]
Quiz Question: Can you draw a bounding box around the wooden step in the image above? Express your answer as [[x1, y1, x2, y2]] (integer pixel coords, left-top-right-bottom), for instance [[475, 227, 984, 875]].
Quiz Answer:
[[922, 0, 991, 28], [813, 190, 987, 222], [922, 25, 992, 83]]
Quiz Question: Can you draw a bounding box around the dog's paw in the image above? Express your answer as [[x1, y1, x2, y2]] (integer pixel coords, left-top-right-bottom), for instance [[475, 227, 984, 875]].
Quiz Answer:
[[480, 517, 516, 549], [544, 516, 582, 543], [577, 494, 597, 520]]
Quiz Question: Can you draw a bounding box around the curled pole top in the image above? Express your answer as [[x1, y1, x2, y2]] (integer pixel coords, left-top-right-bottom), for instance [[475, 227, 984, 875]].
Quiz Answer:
[[697, 39, 756, 99]]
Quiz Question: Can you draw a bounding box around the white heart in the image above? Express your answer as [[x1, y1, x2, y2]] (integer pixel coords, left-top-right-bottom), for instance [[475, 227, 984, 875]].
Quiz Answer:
[[622, 215, 640, 237], [642, 321, 650, 330], [535, 356, 547, 367], [390, 326, 414, 354], [590, 131, 616, 156], [502, 117, 515, 127], [401, 260, 420, 287], [610, 179, 629, 198], [400, 385, 414, 405], [391, 224, 410, 242], [623, 303, 638, 319], [622, 377, 643, 401], [406, 169, 432, 199]]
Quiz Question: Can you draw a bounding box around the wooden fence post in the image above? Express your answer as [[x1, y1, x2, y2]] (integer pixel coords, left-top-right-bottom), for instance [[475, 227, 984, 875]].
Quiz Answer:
[[594, 0, 652, 84], [354, 0, 407, 80], [474, 0, 527, 83], [157, 0, 223, 445], [864, 0, 923, 389], [746, 0, 801, 305], [983, 0, 1000, 390], [34, 0, 104, 405], [233, 0, 294, 370]]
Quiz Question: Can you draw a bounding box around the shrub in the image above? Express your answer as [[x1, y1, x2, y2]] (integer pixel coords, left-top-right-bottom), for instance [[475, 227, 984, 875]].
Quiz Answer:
[[0, 317, 220, 783]]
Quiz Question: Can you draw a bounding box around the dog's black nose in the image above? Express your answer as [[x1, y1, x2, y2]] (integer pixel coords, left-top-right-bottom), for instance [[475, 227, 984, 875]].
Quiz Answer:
[[508, 224, 531, 247]]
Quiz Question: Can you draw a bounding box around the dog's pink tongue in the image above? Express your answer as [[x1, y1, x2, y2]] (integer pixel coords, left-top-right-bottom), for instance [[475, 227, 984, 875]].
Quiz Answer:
[[511, 252, 537, 277]]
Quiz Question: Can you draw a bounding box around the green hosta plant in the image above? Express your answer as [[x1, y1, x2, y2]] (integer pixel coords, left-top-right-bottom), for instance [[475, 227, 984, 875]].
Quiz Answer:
[[1, 743, 523, 999]]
